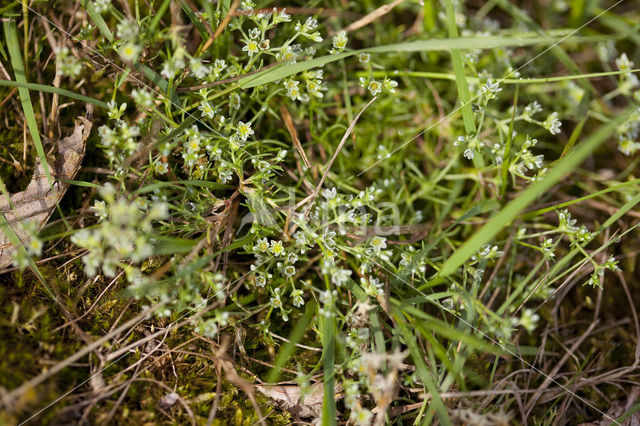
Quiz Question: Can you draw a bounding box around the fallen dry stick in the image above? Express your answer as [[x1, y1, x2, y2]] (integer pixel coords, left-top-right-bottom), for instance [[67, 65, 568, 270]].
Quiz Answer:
[[0, 107, 93, 268]]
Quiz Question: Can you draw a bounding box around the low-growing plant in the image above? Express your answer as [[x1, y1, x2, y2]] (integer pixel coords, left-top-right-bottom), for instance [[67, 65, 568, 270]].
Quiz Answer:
[[1, 0, 639, 425]]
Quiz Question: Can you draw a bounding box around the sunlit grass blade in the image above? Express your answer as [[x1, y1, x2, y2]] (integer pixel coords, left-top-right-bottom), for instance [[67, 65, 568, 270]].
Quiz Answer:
[[365, 68, 640, 85], [444, 0, 475, 135], [0, 79, 107, 107], [82, 0, 113, 42], [393, 307, 452, 426], [239, 35, 562, 89], [267, 303, 315, 384], [321, 294, 337, 426], [3, 19, 53, 187]]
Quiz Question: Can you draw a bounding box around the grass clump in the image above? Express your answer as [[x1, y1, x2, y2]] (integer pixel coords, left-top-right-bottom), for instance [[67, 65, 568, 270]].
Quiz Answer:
[[1, 0, 639, 425]]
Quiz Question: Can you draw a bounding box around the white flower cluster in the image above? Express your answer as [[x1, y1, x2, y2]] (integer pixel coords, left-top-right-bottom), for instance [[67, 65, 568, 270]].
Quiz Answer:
[[98, 118, 140, 167], [283, 69, 326, 102], [54, 47, 82, 78], [454, 134, 484, 160], [71, 185, 168, 277], [359, 76, 398, 96]]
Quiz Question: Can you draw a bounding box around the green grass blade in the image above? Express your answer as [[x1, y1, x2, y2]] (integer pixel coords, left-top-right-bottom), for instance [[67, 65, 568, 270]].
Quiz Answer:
[[267, 303, 315, 384], [493, 0, 597, 95], [148, 0, 171, 36], [153, 236, 198, 255], [522, 178, 640, 219], [422, 0, 437, 32], [500, 85, 518, 201], [133, 180, 232, 195], [444, 0, 476, 135], [0, 79, 108, 107], [400, 303, 506, 356], [321, 296, 337, 426], [366, 68, 640, 85], [3, 19, 53, 187], [82, 0, 113, 42], [393, 307, 452, 426], [178, 0, 209, 39], [439, 106, 634, 277], [239, 35, 561, 89]]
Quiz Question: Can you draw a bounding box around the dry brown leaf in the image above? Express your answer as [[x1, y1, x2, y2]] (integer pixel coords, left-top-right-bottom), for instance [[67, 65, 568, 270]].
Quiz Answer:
[[0, 111, 93, 269], [256, 383, 342, 419]]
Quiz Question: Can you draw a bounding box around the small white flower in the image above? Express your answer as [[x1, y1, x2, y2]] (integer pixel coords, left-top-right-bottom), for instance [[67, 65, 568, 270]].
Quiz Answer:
[[93, 0, 111, 13], [242, 39, 259, 56], [332, 268, 352, 286], [236, 121, 254, 141], [270, 289, 283, 308], [283, 265, 296, 277], [269, 240, 285, 256], [370, 236, 387, 253], [189, 57, 210, 80], [523, 101, 543, 117], [306, 80, 324, 98], [219, 169, 233, 183], [155, 161, 169, 174], [519, 308, 540, 333], [198, 101, 216, 119], [213, 59, 227, 75], [383, 77, 398, 93], [254, 237, 270, 253], [618, 138, 640, 156], [284, 79, 302, 101], [273, 9, 291, 24], [616, 53, 633, 73], [358, 53, 370, 63], [277, 45, 300, 64], [291, 288, 304, 307], [119, 42, 141, 62], [367, 80, 382, 96], [603, 256, 620, 271], [131, 88, 153, 108], [255, 274, 267, 287], [482, 79, 502, 100], [294, 231, 308, 246], [249, 28, 261, 39], [331, 31, 348, 53], [322, 187, 337, 200]]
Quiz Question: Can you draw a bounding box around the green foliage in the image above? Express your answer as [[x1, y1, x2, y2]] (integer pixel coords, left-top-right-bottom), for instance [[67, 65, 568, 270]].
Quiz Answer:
[[1, 0, 639, 424]]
